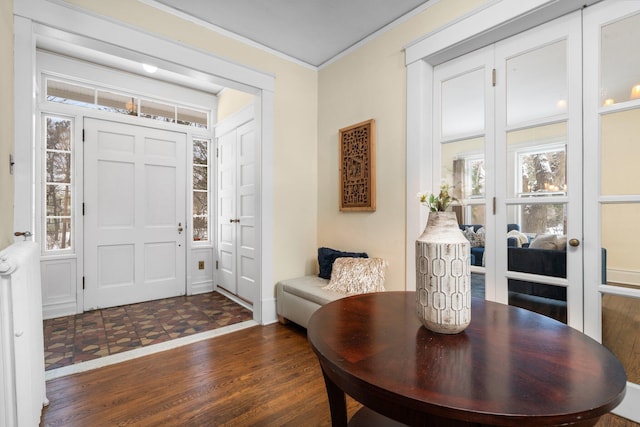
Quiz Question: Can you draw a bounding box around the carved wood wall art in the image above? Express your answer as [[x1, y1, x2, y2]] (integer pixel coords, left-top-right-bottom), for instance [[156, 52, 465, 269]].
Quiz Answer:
[[339, 119, 376, 211]]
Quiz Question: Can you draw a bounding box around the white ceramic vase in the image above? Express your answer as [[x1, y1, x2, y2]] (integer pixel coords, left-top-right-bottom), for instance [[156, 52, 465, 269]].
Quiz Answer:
[[415, 211, 471, 334]]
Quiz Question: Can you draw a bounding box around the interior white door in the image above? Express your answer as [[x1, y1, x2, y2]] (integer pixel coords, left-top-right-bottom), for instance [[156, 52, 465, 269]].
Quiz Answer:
[[216, 119, 256, 304], [235, 121, 257, 303], [83, 118, 186, 310], [217, 128, 237, 294]]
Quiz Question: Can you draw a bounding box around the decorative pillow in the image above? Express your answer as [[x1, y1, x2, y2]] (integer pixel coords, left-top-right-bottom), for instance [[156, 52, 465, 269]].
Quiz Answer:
[[507, 230, 530, 247], [556, 235, 567, 251], [322, 257, 387, 295], [317, 247, 368, 279], [463, 226, 484, 248], [529, 234, 558, 250]]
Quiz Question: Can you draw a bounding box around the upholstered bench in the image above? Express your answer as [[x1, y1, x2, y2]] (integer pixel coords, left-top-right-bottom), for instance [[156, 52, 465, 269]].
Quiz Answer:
[[276, 250, 387, 328], [276, 276, 343, 328]]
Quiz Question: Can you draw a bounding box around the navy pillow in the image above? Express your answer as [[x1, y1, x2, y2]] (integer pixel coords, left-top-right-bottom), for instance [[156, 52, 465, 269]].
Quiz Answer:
[[318, 247, 368, 279]]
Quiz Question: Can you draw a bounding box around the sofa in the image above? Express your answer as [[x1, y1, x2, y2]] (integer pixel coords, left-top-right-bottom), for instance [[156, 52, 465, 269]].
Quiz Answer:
[[459, 223, 521, 266]]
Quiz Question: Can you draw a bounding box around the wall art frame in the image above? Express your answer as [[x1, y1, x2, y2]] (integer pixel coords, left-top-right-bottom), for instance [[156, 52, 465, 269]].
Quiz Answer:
[[339, 119, 376, 211]]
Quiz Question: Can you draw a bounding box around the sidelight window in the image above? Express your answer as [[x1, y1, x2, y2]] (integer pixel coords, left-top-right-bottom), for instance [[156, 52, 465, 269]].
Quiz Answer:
[[44, 115, 73, 251], [193, 138, 210, 241]]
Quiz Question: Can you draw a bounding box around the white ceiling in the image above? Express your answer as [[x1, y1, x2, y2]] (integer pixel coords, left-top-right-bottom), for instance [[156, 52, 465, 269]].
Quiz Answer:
[[151, 0, 431, 67]]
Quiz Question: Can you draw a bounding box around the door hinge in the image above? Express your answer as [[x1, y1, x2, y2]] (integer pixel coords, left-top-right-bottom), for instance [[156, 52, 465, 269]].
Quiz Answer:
[[82, 129, 85, 142], [82, 203, 85, 216], [216, 147, 219, 158], [492, 68, 496, 87], [492, 197, 496, 215], [216, 260, 219, 270], [82, 276, 85, 290]]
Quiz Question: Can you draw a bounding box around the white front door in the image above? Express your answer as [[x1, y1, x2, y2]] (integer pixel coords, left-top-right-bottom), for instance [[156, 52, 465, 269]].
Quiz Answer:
[[83, 118, 186, 310], [217, 117, 257, 304]]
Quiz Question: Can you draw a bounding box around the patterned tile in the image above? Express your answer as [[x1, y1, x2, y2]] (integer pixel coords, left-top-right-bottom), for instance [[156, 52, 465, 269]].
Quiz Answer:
[[43, 292, 253, 370]]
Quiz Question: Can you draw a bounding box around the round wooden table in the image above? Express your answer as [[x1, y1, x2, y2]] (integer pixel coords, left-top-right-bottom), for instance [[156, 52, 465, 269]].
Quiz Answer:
[[307, 292, 627, 427]]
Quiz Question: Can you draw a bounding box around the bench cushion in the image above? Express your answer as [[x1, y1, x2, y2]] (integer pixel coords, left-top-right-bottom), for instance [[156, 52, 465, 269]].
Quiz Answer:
[[278, 275, 342, 306]]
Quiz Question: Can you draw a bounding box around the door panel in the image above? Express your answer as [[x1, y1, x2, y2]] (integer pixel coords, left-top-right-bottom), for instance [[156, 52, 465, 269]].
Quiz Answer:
[[495, 12, 583, 327], [84, 118, 186, 310], [217, 129, 237, 294], [236, 121, 256, 303], [584, 4, 640, 420]]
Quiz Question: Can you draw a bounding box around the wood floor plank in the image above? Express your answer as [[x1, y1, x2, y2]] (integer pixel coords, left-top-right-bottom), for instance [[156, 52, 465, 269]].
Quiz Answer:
[[40, 323, 637, 427]]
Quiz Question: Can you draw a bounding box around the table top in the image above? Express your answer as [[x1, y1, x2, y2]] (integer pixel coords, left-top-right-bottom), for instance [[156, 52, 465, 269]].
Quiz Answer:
[[308, 292, 627, 426]]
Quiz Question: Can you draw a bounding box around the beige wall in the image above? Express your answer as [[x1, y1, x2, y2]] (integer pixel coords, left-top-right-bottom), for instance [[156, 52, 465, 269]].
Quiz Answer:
[[317, 0, 487, 290], [217, 88, 255, 123], [64, 0, 319, 283], [0, 0, 13, 250]]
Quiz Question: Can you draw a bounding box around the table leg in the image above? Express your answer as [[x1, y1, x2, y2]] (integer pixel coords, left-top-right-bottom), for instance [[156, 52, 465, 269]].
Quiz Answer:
[[321, 366, 348, 427]]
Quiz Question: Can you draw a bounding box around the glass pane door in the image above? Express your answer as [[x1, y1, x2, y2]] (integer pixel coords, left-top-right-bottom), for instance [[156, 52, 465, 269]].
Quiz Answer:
[[433, 47, 493, 301], [495, 12, 583, 327], [585, 3, 640, 422]]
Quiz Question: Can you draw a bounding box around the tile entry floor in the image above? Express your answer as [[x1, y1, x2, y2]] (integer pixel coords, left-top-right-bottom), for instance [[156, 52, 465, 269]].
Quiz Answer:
[[43, 292, 253, 371]]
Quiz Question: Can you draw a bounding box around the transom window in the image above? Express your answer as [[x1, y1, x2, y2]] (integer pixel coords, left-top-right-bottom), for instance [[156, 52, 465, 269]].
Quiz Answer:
[[46, 78, 209, 129]]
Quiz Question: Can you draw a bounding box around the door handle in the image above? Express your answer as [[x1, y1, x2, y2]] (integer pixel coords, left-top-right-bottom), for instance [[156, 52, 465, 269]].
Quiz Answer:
[[177, 222, 183, 233], [229, 219, 240, 223], [568, 238, 580, 247]]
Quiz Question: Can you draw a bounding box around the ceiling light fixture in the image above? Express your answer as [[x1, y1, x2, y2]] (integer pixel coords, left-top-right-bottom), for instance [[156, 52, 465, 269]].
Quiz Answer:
[[142, 63, 158, 74]]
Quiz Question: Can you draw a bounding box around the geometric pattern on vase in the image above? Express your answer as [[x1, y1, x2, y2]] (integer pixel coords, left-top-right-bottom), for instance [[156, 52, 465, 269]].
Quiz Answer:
[[416, 211, 471, 334]]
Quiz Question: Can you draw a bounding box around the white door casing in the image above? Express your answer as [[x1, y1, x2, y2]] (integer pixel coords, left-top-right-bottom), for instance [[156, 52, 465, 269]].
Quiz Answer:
[[84, 118, 186, 309], [216, 109, 257, 304]]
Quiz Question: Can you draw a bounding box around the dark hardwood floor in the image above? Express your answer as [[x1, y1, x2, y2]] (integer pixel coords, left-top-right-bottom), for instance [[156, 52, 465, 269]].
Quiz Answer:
[[41, 323, 637, 427]]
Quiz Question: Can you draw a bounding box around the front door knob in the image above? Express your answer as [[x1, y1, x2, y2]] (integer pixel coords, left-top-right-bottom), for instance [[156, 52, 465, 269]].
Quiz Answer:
[[569, 238, 580, 247], [177, 222, 183, 233]]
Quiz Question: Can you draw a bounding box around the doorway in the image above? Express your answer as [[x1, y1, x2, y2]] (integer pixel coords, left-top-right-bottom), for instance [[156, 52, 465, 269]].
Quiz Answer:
[[83, 118, 187, 310]]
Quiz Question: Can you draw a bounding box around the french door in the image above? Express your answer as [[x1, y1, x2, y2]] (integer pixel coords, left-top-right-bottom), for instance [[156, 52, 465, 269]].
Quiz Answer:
[[584, 1, 640, 421], [83, 118, 186, 309], [433, 12, 584, 328], [433, 2, 640, 421]]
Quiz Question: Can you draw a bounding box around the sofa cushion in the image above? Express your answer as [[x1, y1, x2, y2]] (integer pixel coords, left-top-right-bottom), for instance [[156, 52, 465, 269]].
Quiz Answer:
[[529, 234, 558, 250], [317, 247, 368, 279], [278, 276, 342, 306], [323, 257, 386, 295]]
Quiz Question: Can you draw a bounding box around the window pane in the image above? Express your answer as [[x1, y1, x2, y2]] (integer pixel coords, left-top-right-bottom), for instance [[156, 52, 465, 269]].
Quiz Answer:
[[140, 99, 175, 123], [46, 117, 71, 150], [601, 109, 640, 195], [508, 203, 566, 237], [96, 91, 138, 115], [47, 79, 95, 106], [193, 217, 208, 241], [177, 107, 208, 128], [507, 123, 567, 198], [46, 152, 71, 183], [46, 185, 71, 216], [46, 218, 71, 251], [193, 139, 208, 165], [441, 68, 485, 138], [601, 12, 640, 107], [193, 165, 208, 190], [506, 40, 567, 125], [602, 293, 640, 383], [193, 191, 208, 216], [441, 137, 484, 202]]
